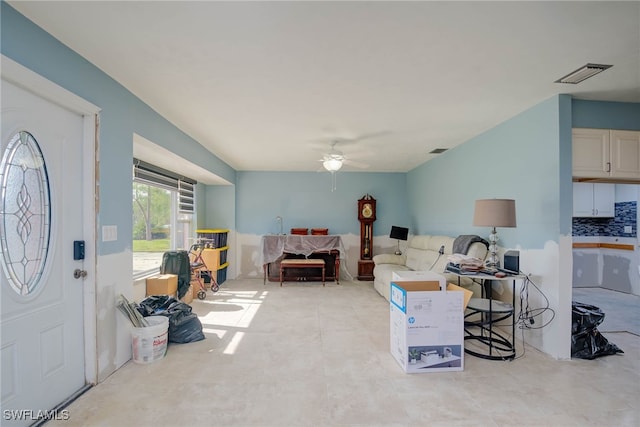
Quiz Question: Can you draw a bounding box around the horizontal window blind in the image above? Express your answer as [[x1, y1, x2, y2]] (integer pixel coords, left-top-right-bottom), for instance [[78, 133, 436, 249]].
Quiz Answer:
[[133, 158, 196, 213]]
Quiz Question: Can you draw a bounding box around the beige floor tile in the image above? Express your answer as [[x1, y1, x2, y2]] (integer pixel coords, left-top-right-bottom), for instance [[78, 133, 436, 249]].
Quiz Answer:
[[50, 278, 639, 427]]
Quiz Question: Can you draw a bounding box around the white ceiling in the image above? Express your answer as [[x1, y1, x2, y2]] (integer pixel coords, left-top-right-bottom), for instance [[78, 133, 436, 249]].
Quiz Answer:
[[9, 1, 640, 177]]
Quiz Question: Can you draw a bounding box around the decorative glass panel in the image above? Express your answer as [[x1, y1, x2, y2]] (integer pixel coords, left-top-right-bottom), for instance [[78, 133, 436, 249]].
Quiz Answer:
[[0, 131, 51, 295]]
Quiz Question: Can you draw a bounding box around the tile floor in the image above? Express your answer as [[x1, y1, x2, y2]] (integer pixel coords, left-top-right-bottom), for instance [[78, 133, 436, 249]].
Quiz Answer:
[[51, 279, 639, 427]]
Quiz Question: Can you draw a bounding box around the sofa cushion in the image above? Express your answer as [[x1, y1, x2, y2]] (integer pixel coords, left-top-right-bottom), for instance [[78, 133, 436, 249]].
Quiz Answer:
[[405, 235, 454, 271], [372, 263, 411, 301], [372, 253, 405, 266]]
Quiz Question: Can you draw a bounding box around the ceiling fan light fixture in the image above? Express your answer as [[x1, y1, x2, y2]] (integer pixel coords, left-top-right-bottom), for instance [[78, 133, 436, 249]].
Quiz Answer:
[[323, 158, 343, 172], [554, 63, 612, 84]]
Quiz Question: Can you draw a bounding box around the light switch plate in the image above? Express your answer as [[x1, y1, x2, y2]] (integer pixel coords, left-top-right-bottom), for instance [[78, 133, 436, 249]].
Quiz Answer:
[[624, 225, 632, 233], [102, 225, 118, 242]]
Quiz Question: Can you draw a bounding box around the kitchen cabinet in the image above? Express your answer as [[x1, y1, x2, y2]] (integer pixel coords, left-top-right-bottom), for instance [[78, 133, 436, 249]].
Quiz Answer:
[[573, 128, 640, 180], [573, 182, 615, 217], [610, 130, 640, 179]]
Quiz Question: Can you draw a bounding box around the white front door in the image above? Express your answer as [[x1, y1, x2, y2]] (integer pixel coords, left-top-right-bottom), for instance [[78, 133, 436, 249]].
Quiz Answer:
[[1, 79, 87, 425]]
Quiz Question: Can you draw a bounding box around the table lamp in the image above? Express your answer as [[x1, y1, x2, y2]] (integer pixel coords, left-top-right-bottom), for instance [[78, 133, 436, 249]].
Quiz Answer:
[[473, 199, 516, 268], [389, 226, 409, 255]]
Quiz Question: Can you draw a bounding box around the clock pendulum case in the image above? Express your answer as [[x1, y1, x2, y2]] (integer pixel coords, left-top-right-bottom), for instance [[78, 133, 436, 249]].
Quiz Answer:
[[357, 194, 376, 281]]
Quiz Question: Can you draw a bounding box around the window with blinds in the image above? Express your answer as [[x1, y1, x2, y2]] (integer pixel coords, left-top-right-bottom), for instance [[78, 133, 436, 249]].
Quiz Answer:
[[132, 159, 197, 277], [133, 159, 196, 213]]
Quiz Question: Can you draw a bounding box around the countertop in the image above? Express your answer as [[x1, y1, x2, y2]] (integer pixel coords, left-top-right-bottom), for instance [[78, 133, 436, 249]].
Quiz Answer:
[[572, 236, 637, 251]]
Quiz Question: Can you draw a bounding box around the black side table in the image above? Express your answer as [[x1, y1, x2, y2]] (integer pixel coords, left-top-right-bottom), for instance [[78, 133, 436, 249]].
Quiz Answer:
[[447, 269, 523, 361]]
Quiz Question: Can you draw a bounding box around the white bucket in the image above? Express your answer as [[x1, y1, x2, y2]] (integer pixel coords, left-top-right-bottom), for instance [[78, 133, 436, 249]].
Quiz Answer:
[[131, 315, 169, 364]]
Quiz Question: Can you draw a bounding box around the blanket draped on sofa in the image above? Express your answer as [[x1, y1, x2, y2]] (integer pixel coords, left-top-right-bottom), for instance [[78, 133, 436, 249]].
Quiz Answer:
[[452, 235, 489, 255]]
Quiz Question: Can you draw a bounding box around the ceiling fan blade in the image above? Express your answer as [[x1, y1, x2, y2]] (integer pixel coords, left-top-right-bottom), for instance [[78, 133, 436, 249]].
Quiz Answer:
[[347, 130, 391, 143], [319, 153, 343, 162], [343, 158, 369, 169], [309, 130, 390, 148]]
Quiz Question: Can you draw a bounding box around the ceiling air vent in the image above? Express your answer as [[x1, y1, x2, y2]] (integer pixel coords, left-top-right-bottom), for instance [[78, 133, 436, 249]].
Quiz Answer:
[[429, 148, 448, 154], [555, 63, 612, 84]]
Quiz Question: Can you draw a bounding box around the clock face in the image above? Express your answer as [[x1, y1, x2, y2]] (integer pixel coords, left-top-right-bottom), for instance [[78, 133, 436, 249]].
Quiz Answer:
[[362, 203, 373, 218]]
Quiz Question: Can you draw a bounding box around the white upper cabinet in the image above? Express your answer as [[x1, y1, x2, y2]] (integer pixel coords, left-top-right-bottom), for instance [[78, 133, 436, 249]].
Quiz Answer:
[[572, 128, 610, 178], [573, 128, 640, 180], [610, 130, 640, 179], [573, 182, 615, 217]]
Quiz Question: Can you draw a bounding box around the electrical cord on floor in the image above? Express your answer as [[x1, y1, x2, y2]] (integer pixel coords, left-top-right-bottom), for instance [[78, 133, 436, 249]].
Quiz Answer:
[[513, 327, 528, 361], [516, 273, 556, 330], [494, 273, 556, 361]]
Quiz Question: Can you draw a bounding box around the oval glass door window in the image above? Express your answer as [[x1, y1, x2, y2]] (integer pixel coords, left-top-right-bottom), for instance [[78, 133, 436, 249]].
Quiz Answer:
[[0, 130, 51, 296]]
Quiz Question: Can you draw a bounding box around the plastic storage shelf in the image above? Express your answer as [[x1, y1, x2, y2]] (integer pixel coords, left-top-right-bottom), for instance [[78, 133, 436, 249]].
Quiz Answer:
[[196, 229, 230, 287], [196, 229, 229, 248], [200, 246, 228, 271], [216, 263, 229, 285]]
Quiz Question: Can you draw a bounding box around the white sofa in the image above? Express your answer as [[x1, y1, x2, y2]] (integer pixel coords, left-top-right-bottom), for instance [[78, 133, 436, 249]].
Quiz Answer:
[[372, 235, 488, 301]]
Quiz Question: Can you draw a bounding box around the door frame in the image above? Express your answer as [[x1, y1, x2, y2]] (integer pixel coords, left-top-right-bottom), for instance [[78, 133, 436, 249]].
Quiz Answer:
[[1, 55, 101, 385]]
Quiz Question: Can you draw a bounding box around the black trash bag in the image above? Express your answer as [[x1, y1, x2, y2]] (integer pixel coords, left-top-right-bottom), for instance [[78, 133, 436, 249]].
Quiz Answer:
[[137, 295, 175, 316], [138, 295, 205, 344], [571, 328, 624, 360], [160, 250, 191, 299], [571, 301, 605, 334], [571, 301, 623, 360]]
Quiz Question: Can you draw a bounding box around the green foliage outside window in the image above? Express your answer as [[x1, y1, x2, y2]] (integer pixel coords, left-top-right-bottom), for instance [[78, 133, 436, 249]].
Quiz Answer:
[[132, 182, 171, 243]]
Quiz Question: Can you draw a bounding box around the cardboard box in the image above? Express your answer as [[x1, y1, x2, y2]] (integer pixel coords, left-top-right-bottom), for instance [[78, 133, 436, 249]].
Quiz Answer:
[[447, 282, 473, 310], [190, 280, 205, 297], [390, 278, 465, 373], [392, 270, 446, 286], [146, 274, 178, 296], [392, 271, 473, 310]]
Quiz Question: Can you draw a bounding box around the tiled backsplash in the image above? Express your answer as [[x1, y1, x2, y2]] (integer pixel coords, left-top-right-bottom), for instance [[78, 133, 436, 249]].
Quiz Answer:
[[572, 201, 637, 237]]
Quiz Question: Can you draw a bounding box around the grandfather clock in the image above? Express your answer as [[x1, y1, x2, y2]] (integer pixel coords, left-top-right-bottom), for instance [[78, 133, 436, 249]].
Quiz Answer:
[[357, 194, 376, 281]]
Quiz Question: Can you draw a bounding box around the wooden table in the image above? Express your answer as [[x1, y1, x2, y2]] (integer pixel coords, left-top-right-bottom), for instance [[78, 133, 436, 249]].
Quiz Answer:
[[261, 235, 344, 284], [280, 258, 326, 286]]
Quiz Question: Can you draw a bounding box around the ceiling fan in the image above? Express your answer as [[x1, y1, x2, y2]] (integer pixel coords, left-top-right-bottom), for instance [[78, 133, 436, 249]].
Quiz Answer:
[[318, 140, 369, 191], [319, 140, 370, 172], [321, 141, 345, 172], [320, 139, 376, 172]]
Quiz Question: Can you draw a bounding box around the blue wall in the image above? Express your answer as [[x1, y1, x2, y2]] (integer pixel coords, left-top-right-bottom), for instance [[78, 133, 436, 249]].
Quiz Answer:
[[203, 185, 236, 230], [405, 98, 640, 249], [572, 100, 640, 130], [236, 171, 408, 236], [407, 96, 568, 249]]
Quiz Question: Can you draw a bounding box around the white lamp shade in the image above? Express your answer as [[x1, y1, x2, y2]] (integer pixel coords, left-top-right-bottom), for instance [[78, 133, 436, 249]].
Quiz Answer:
[[323, 158, 343, 172], [473, 199, 516, 228]]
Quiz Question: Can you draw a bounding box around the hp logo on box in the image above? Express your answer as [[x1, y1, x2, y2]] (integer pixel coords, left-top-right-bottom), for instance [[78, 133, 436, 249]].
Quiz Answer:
[[408, 317, 415, 324]]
